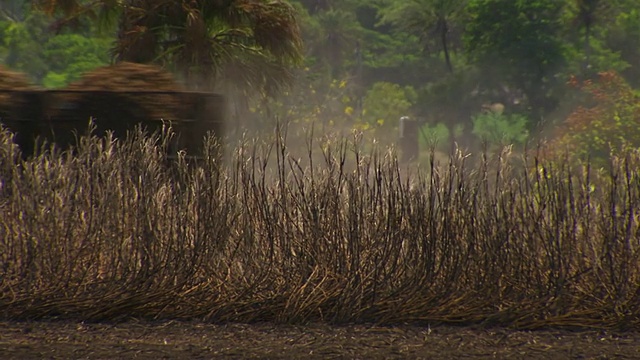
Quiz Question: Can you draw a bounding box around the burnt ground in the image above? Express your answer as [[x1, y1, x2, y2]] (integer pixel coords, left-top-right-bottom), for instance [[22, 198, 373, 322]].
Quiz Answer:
[[0, 320, 638, 359]]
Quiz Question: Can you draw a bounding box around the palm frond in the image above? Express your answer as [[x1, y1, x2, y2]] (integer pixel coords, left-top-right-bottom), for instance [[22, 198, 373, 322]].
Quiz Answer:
[[224, 0, 303, 63], [37, 0, 304, 96]]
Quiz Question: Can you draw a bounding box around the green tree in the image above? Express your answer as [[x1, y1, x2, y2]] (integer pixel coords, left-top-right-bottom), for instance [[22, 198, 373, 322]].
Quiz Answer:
[[0, 9, 52, 82], [37, 0, 304, 95], [41, 34, 112, 88], [301, 8, 362, 78], [1, 0, 112, 85], [565, 0, 627, 77], [607, 7, 640, 87], [294, 0, 431, 119], [377, 0, 467, 73], [464, 0, 567, 126]]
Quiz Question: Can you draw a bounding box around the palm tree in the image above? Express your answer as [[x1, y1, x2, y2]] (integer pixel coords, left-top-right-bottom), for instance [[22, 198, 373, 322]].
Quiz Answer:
[[377, 0, 467, 73], [35, 0, 303, 95], [313, 9, 360, 77]]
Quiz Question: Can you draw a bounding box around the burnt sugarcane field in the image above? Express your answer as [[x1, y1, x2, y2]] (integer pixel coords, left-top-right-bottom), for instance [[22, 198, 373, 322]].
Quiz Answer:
[[2, 0, 640, 358]]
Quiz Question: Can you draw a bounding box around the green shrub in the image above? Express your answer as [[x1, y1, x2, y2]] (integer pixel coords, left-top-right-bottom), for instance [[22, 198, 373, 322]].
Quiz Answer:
[[471, 110, 529, 147], [419, 122, 450, 149], [547, 71, 640, 164], [361, 82, 417, 130]]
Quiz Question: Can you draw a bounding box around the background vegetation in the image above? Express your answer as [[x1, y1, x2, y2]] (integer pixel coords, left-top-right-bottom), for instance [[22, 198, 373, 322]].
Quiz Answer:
[[1, 0, 639, 159]]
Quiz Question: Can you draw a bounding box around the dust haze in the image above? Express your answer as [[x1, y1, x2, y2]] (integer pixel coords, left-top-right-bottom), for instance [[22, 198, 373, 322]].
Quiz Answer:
[[211, 1, 640, 177]]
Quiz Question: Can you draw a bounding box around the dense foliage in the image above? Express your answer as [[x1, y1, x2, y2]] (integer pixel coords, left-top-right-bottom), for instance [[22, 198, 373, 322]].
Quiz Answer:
[[1, 0, 639, 158], [547, 71, 640, 162]]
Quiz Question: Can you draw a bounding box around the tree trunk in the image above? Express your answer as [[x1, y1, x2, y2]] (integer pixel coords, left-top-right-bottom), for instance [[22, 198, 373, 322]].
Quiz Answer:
[[440, 19, 453, 73]]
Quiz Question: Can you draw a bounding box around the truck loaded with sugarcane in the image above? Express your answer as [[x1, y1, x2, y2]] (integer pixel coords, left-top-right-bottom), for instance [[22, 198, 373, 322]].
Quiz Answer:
[[0, 62, 226, 158]]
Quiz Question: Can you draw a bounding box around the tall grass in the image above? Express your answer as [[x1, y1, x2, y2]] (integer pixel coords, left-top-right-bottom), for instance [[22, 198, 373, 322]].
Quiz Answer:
[[0, 124, 638, 329]]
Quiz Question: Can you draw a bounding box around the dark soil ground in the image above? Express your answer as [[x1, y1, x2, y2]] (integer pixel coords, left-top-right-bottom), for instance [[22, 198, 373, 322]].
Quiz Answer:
[[1, 321, 638, 359]]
